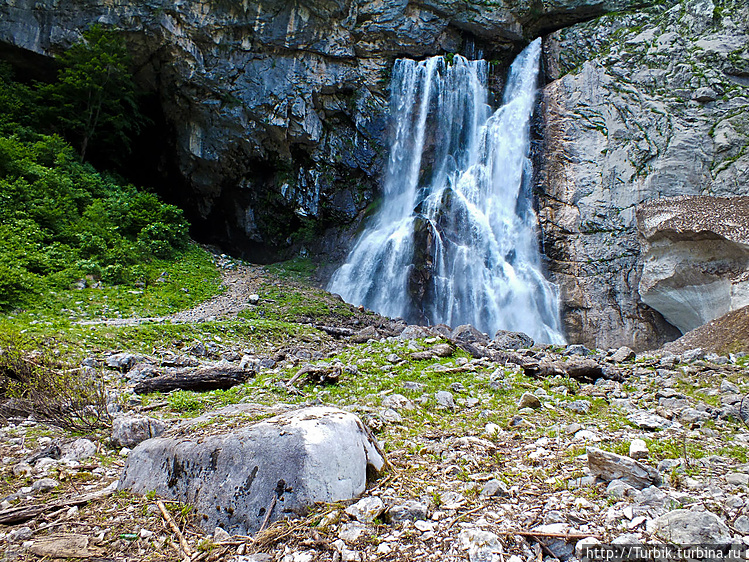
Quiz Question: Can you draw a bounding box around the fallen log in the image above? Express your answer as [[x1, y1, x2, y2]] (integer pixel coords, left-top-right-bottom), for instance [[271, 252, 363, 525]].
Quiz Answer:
[[0, 482, 116, 525], [134, 366, 249, 394]]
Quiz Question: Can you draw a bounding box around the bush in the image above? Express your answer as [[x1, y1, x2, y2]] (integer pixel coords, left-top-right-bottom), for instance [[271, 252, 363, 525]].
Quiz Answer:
[[0, 335, 111, 432]]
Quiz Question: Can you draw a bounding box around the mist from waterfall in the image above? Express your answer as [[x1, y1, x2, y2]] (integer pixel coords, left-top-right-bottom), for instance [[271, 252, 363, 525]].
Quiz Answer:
[[328, 39, 565, 344]]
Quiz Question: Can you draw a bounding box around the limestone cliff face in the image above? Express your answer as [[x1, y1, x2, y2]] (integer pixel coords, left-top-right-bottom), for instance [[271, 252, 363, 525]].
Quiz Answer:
[[0, 0, 646, 263], [538, 0, 749, 349]]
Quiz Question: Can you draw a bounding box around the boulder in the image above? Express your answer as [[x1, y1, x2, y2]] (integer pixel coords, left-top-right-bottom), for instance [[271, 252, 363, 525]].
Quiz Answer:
[[493, 330, 534, 350], [111, 415, 168, 448], [451, 325, 489, 344], [587, 447, 661, 490], [518, 392, 542, 410], [118, 407, 385, 535]]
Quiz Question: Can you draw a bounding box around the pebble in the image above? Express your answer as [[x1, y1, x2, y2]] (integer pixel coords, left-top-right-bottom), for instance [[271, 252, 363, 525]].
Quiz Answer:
[[518, 392, 541, 409]]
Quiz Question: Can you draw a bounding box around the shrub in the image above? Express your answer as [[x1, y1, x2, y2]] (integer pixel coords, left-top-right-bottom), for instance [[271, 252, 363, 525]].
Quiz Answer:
[[0, 335, 111, 432]]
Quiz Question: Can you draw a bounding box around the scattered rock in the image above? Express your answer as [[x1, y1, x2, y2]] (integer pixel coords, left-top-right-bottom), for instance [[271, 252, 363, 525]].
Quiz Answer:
[[111, 415, 168, 448], [402, 381, 425, 392], [435, 391, 456, 410], [29, 534, 101, 558], [344, 496, 384, 523], [118, 406, 385, 534], [611, 346, 636, 362], [213, 527, 232, 542], [382, 394, 414, 411], [31, 478, 59, 492], [518, 392, 542, 410], [654, 510, 731, 546], [493, 330, 534, 349], [459, 528, 502, 562], [479, 479, 509, 498], [587, 447, 662, 490], [451, 324, 489, 344], [565, 400, 592, 414], [432, 343, 455, 357], [398, 326, 432, 340], [627, 411, 673, 430], [564, 344, 590, 356], [387, 501, 428, 522], [105, 353, 145, 372], [726, 472, 749, 487], [629, 439, 649, 460], [61, 439, 97, 462]]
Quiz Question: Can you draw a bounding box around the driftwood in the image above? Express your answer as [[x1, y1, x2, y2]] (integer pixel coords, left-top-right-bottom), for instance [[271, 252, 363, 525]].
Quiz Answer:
[[134, 366, 249, 394], [0, 483, 115, 525], [521, 357, 623, 383], [286, 364, 341, 393]]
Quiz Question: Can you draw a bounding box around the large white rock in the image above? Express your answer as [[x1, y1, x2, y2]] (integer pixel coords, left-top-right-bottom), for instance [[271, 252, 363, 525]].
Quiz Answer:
[[118, 407, 385, 535]]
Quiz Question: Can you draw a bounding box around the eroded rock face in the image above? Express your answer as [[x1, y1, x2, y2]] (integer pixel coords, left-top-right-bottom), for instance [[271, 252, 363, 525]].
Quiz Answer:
[[539, 0, 749, 349], [0, 0, 649, 263], [636, 196, 749, 334], [118, 406, 385, 535]]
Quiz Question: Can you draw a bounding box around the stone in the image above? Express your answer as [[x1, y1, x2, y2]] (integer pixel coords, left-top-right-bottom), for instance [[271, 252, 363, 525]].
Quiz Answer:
[[459, 528, 503, 562], [399, 326, 432, 340], [721, 380, 740, 394], [564, 344, 590, 356], [654, 510, 731, 546], [213, 527, 232, 542], [682, 348, 705, 362], [380, 408, 402, 423], [565, 400, 592, 414], [479, 479, 509, 498], [61, 439, 97, 462], [111, 415, 168, 448], [344, 496, 384, 523], [611, 346, 636, 363], [29, 534, 100, 558], [118, 407, 385, 534], [248, 294, 260, 305], [627, 411, 673, 430], [734, 515, 749, 534], [587, 447, 662, 489], [31, 478, 59, 492], [518, 392, 541, 410], [435, 391, 456, 410], [576, 537, 602, 561], [402, 381, 426, 392], [726, 472, 749, 487], [629, 439, 649, 460], [606, 479, 636, 499], [432, 343, 455, 357], [387, 501, 428, 523], [451, 325, 489, 344], [678, 408, 711, 425], [338, 522, 367, 543], [105, 353, 144, 372], [493, 330, 534, 349], [381, 394, 414, 411]]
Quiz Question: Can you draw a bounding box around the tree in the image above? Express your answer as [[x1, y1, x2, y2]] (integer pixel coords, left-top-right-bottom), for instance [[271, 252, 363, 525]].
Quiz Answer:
[[40, 25, 143, 162]]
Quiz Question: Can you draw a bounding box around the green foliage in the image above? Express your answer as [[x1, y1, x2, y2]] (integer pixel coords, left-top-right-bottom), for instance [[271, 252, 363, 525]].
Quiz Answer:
[[36, 24, 145, 162], [0, 129, 189, 310]]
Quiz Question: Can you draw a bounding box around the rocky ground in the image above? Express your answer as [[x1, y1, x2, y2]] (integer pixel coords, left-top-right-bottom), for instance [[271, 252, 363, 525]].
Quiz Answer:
[[1, 257, 748, 562]]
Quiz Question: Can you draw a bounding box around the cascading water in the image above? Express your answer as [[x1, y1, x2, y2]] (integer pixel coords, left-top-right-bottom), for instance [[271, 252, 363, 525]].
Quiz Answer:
[[328, 39, 565, 344]]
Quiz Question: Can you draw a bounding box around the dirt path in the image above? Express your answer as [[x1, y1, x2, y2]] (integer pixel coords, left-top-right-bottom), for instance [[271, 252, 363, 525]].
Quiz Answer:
[[78, 263, 265, 327]]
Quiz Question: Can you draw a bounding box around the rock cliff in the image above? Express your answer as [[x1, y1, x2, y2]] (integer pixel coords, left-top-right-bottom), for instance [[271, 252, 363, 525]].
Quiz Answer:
[[539, 0, 749, 349], [0, 0, 647, 263]]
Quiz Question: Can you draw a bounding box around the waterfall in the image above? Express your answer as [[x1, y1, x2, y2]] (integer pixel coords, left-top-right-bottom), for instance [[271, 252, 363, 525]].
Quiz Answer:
[[328, 39, 565, 344]]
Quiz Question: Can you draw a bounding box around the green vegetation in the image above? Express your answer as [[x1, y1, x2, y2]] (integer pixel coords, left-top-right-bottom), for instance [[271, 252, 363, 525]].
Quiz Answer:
[[0, 26, 196, 314]]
